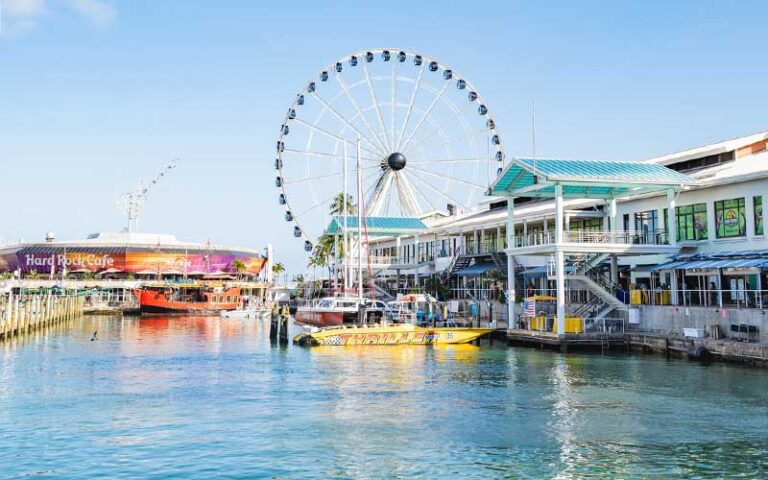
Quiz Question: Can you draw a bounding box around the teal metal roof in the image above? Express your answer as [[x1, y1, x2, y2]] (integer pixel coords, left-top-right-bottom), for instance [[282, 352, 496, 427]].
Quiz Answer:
[[491, 158, 695, 199], [327, 216, 427, 237]]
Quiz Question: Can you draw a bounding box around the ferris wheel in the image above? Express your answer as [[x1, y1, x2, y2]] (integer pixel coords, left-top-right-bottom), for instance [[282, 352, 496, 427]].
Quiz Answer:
[[274, 48, 505, 252]]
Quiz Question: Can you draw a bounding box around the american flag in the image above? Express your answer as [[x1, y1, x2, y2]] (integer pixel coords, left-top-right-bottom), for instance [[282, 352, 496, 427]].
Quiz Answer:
[[523, 298, 536, 317]]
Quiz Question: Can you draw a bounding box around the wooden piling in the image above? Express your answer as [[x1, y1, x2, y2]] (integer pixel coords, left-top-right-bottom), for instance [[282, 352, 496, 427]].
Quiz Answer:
[[0, 292, 83, 341]]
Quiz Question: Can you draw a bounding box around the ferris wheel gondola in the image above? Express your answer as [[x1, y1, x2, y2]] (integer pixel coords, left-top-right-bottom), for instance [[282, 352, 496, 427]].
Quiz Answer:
[[274, 48, 505, 252]]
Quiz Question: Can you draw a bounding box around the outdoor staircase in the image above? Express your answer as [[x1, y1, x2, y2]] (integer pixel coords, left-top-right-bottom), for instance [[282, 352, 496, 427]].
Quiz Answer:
[[549, 252, 627, 324], [441, 247, 471, 281], [371, 282, 395, 302], [490, 252, 508, 275]]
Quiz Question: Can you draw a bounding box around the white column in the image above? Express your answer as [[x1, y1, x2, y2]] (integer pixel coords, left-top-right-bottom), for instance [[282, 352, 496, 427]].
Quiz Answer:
[[413, 235, 420, 288], [480, 229, 486, 254], [333, 235, 339, 291], [506, 199, 516, 326], [746, 195, 756, 237], [555, 184, 566, 336], [396, 236, 402, 263], [609, 198, 617, 235], [669, 269, 679, 306], [496, 225, 502, 251], [667, 189, 677, 247]]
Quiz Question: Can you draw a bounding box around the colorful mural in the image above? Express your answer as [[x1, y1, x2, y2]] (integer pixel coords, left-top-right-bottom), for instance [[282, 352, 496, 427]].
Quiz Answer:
[[0, 247, 265, 276]]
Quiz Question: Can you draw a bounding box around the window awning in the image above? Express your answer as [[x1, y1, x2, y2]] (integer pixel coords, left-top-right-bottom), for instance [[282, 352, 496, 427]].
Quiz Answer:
[[650, 252, 768, 271], [682, 258, 765, 270], [651, 261, 692, 271], [455, 262, 497, 276]]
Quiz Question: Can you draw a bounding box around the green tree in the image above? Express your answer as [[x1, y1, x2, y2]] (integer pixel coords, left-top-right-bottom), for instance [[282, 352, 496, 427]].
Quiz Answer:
[[308, 192, 357, 272], [271, 262, 285, 275], [330, 192, 357, 216], [26, 270, 40, 280], [232, 259, 246, 281]]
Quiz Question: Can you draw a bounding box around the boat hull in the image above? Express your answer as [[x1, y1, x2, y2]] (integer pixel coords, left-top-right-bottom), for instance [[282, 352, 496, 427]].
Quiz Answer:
[[294, 324, 494, 346], [136, 288, 239, 316], [294, 309, 351, 327], [140, 305, 232, 315]]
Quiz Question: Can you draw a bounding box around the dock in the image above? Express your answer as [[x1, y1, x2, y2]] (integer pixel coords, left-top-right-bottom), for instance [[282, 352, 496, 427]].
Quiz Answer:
[[506, 329, 628, 352], [0, 292, 84, 341]]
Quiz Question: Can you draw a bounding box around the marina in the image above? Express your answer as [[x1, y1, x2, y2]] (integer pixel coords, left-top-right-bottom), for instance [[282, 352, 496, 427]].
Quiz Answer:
[[3, 2, 768, 476]]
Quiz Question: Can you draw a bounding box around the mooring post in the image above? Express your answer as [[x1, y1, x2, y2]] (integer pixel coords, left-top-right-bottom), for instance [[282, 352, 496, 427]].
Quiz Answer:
[[269, 304, 279, 343], [20, 298, 28, 334], [279, 313, 289, 345]]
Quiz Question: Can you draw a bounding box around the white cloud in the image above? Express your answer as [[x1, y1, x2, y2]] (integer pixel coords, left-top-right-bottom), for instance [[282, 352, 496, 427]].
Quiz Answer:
[[3, 0, 45, 17], [65, 0, 116, 28], [0, 0, 116, 36]]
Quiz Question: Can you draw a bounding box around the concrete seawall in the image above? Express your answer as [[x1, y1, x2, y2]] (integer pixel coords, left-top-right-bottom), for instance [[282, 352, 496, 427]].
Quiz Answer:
[[637, 305, 767, 343], [629, 332, 768, 367]]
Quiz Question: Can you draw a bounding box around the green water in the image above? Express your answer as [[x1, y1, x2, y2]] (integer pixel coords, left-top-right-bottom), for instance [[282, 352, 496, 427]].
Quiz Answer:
[[1, 315, 766, 479]]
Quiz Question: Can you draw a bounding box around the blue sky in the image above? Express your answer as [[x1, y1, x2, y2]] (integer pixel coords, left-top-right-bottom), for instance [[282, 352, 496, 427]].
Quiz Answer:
[[1, 0, 767, 274]]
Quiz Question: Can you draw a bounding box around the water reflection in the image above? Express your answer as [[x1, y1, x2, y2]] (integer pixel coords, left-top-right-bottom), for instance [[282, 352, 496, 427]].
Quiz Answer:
[[0, 315, 766, 479]]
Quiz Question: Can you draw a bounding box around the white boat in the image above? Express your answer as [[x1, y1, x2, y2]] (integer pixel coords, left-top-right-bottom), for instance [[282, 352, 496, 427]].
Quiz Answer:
[[220, 307, 270, 319]]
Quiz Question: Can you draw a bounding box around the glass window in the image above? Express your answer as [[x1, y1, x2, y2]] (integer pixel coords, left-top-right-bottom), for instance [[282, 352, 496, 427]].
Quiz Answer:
[[676, 203, 708, 241], [634, 210, 658, 234], [755, 196, 764, 235], [569, 218, 602, 232], [715, 197, 746, 238]]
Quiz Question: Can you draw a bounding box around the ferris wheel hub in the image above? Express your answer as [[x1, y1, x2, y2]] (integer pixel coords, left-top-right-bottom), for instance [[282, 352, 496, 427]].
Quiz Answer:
[[387, 152, 407, 171]]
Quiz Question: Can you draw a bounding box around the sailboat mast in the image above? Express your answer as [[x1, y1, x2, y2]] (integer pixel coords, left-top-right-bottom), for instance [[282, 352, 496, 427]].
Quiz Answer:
[[356, 137, 363, 303], [343, 142, 349, 292]]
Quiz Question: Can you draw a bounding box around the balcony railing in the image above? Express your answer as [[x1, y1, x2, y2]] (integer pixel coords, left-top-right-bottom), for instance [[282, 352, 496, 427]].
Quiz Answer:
[[512, 230, 670, 248]]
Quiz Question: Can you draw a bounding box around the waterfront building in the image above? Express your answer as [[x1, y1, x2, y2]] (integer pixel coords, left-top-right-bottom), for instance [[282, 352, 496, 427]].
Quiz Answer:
[[0, 232, 267, 281], [362, 131, 768, 341]]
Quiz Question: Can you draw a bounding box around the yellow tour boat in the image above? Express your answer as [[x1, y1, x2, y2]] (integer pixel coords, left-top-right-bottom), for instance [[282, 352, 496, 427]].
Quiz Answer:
[[293, 323, 494, 347]]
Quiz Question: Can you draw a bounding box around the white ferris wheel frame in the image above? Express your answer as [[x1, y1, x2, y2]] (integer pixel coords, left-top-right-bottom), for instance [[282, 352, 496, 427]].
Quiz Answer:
[[274, 48, 505, 251]]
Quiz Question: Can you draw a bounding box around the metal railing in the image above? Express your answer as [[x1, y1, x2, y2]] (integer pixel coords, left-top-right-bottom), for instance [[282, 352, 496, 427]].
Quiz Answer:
[[512, 230, 670, 248], [630, 287, 768, 309]]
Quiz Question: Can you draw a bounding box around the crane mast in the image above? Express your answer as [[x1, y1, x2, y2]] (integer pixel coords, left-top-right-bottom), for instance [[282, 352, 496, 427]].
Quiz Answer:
[[119, 160, 178, 233]]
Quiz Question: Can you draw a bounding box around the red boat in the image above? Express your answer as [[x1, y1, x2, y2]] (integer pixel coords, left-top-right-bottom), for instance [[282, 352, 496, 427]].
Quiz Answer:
[[135, 284, 241, 315], [294, 297, 385, 327]]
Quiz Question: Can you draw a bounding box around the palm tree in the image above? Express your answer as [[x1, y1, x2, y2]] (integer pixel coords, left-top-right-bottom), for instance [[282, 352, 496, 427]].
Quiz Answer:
[[232, 259, 246, 281], [330, 192, 357, 216], [309, 192, 358, 272], [271, 262, 285, 275]]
